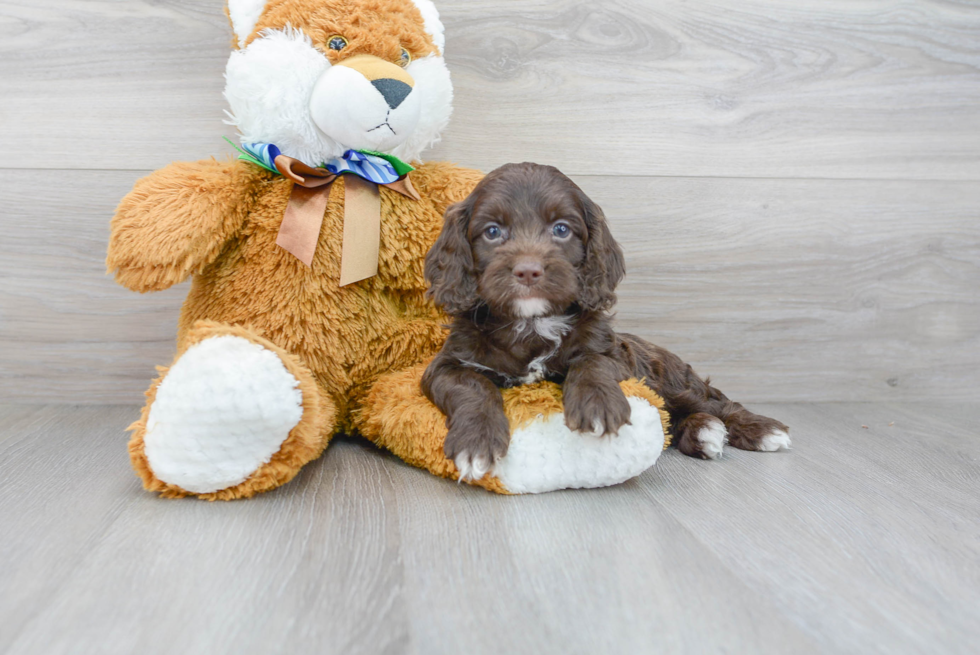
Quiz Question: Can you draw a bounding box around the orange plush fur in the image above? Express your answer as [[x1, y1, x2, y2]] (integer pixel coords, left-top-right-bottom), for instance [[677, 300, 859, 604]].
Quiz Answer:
[[356, 365, 671, 494], [110, 157, 483, 498], [246, 0, 440, 62], [108, 0, 489, 499], [128, 321, 335, 500]]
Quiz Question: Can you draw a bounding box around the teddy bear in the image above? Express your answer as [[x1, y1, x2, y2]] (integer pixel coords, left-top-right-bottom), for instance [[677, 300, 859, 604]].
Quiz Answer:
[[107, 0, 670, 500]]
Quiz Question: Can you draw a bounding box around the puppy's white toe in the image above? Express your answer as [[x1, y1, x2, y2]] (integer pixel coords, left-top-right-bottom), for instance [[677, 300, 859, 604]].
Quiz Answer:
[[758, 429, 791, 452], [455, 451, 492, 482], [696, 418, 728, 460]]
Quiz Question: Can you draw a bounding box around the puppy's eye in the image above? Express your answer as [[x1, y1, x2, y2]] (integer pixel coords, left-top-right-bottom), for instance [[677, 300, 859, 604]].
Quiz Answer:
[[483, 224, 504, 241], [400, 48, 412, 67], [328, 35, 348, 51], [552, 222, 572, 239]]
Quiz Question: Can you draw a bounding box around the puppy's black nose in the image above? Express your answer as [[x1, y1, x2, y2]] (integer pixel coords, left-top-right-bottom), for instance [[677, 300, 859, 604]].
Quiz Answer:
[[372, 78, 412, 109], [513, 262, 544, 286]]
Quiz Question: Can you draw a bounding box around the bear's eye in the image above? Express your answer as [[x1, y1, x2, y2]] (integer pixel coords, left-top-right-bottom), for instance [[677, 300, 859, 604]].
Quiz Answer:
[[400, 48, 412, 67], [328, 35, 348, 51]]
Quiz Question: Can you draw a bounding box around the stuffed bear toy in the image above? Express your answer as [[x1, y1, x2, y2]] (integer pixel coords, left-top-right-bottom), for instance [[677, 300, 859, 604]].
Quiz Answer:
[[107, 0, 669, 500]]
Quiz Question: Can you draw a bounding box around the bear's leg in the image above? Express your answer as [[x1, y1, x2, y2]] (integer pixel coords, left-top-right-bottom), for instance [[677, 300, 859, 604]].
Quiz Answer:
[[355, 365, 669, 495], [128, 321, 336, 500]]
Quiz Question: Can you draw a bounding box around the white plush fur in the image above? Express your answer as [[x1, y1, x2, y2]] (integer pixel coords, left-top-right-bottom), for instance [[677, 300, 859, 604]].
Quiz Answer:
[[144, 336, 304, 494], [409, 0, 445, 54], [697, 417, 728, 460], [224, 28, 335, 164], [493, 397, 666, 494], [759, 429, 792, 451], [228, 0, 267, 48], [389, 54, 454, 163], [224, 27, 453, 165], [309, 64, 422, 154]]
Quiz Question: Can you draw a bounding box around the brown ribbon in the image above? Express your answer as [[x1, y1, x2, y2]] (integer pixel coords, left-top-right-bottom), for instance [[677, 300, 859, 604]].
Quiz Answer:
[[273, 155, 420, 286]]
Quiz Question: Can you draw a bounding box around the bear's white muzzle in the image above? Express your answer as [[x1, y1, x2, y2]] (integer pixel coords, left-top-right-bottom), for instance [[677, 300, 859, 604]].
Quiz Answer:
[[309, 54, 422, 153]]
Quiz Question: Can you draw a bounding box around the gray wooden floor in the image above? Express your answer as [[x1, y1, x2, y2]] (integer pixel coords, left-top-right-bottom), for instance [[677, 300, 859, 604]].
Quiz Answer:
[[2, 2, 978, 653], [1, 403, 977, 655]]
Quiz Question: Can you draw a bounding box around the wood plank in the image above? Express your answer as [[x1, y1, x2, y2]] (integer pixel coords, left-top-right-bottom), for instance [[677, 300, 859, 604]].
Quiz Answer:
[[383, 452, 822, 655], [0, 406, 143, 654], [2, 403, 977, 653], [2, 169, 977, 403], [0, 405, 49, 446], [641, 402, 980, 655], [1, 420, 412, 655], [0, 168, 184, 403], [0, 406, 822, 655], [2, 0, 979, 179], [586, 175, 980, 403]]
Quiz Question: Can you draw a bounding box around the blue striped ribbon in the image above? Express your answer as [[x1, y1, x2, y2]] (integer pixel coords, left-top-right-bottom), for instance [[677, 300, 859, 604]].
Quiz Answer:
[[240, 143, 402, 185]]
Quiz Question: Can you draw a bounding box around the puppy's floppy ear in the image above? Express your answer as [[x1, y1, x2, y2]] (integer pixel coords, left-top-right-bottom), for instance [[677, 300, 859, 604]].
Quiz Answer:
[[425, 200, 480, 314], [576, 191, 626, 312]]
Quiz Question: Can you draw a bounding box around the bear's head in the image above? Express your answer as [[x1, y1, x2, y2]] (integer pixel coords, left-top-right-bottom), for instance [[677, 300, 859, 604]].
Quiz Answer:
[[224, 0, 451, 166]]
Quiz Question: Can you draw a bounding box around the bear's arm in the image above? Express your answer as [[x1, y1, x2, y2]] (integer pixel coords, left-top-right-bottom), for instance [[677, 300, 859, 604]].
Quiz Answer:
[[107, 159, 266, 292]]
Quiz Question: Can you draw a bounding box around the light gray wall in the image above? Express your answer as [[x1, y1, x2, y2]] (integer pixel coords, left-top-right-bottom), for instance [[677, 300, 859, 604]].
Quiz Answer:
[[1, 0, 978, 404]]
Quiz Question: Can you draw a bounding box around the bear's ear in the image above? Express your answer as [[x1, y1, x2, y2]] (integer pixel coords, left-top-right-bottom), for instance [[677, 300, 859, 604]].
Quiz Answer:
[[409, 0, 446, 55], [227, 0, 268, 48]]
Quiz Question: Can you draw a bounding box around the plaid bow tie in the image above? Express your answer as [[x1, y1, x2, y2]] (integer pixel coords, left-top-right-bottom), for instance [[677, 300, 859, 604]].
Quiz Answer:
[[225, 139, 420, 284]]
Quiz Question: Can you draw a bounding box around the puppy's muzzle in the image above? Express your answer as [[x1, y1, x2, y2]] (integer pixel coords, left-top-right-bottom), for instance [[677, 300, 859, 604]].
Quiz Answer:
[[513, 260, 544, 287]]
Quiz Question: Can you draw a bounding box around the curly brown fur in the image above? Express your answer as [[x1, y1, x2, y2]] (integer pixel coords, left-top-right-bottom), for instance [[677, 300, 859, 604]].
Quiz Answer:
[[422, 163, 789, 476]]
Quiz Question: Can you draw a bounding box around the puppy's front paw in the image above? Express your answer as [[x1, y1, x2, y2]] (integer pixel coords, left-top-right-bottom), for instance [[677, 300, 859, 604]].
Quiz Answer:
[[445, 414, 510, 482], [563, 383, 632, 437]]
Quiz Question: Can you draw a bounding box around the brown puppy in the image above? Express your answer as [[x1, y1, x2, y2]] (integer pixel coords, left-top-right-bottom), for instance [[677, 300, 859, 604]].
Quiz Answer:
[[422, 162, 790, 480]]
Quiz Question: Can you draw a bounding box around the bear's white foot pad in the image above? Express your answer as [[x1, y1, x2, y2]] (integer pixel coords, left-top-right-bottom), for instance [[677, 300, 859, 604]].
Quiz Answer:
[[144, 335, 304, 494], [697, 418, 727, 460], [491, 397, 666, 494], [758, 429, 791, 452]]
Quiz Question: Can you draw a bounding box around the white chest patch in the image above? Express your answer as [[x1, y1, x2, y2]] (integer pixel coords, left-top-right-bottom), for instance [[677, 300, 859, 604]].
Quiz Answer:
[[459, 314, 576, 386], [516, 315, 575, 385]]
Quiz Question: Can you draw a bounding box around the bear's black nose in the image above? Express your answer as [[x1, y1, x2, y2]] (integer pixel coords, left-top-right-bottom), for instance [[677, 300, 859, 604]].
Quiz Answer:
[[372, 78, 412, 109]]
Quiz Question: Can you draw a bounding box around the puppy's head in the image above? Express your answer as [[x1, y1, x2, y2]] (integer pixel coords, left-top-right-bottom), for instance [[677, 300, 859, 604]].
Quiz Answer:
[[224, 0, 451, 164], [425, 163, 626, 318]]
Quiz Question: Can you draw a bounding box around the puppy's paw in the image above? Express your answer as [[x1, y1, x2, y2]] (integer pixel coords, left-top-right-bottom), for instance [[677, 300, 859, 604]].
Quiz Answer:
[[758, 429, 791, 452], [563, 383, 632, 438], [445, 414, 510, 482], [453, 451, 493, 482], [677, 414, 728, 460], [696, 419, 727, 459], [726, 413, 791, 452]]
